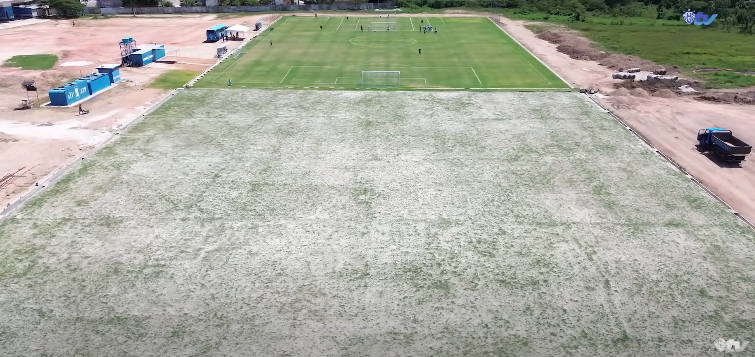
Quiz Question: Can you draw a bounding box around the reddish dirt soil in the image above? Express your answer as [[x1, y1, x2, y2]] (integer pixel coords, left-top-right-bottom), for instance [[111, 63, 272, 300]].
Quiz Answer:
[[0, 14, 270, 209]]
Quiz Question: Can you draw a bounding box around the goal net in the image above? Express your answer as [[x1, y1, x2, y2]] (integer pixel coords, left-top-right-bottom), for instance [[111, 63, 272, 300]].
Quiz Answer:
[[370, 22, 397, 31], [360, 71, 400, 87]]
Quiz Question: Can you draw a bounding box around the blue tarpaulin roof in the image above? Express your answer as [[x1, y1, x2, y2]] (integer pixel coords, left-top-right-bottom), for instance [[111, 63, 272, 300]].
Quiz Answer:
[[207, 24, 228, 31]]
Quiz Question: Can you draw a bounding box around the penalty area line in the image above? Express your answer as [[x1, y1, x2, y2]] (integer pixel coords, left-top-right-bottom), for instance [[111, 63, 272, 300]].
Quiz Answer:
[[410, 17, 415, 31], [354, 18, 360, 30], [280, 66, 294, 83], [336, 17, 344, 31], [470, 67, 482, 85], [403, 77, 427, 84]]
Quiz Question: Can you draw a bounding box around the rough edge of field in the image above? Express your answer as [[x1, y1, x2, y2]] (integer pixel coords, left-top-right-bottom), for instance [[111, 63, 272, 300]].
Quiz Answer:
[[186, 16, 284, 88], [583, 95, 755, 232], [0, 89, 184, 221], [487, 16, 572, 90]]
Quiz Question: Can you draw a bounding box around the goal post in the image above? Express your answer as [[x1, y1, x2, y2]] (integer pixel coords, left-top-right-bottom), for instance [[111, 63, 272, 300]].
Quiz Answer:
[[370, 22, 397, 31], [360, 71, 400, 87]]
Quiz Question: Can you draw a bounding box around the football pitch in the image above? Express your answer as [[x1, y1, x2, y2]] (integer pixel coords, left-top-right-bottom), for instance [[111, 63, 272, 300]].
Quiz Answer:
[[2, 90, 755, 356], [193, 16, 570, 90]]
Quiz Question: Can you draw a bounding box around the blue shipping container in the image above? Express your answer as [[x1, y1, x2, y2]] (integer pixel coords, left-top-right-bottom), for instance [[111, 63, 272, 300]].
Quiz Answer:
[[206, 24, 228, 42], [12, 6, 31, 16], [129, 49, 154, 67], [83, 73, 111, 94], [48, 84, 77, 106], [1, 6, 14, 20], [153, 46, 166, 61], [96, 64, 121, 84]]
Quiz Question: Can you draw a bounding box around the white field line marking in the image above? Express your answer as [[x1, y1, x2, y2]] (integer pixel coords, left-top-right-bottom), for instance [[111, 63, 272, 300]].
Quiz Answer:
[[210, 17, 289, 83], [323, 17, 330, 24], [280, 66, 294, 83], [439, 17, 446, 24], [335, 77, 358, 84], [291, 66, 475, 69], [354, 18, 360, 30], [336, 17, 344, 31], [410, 17, 415, 31], [470, 88, 570, 90], [487, 17, 558, 87], [335, 29, 417, 32], [470, 67, 482, 85], [425, 18, 432, 27], [403, 77, 427, 84]]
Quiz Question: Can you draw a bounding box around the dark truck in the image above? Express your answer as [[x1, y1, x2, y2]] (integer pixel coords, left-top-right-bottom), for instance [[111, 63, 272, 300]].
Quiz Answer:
[[696, 128, 752, 164]]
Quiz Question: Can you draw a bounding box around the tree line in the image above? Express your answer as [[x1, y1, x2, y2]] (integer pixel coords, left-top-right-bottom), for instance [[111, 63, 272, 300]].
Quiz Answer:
[[394, 0, 755, 33], [40, 0, 754, 33]]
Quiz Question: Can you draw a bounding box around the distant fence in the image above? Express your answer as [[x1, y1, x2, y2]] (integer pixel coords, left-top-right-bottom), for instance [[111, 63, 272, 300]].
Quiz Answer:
[[91, 3, 382, 15]]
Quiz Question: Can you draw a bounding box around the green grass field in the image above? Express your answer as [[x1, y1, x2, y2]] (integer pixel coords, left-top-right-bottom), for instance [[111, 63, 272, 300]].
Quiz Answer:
[[1, 54, 58, 70], [194, 16, 569, 90], [504, 11, 755, 88], [149, 69, 201, 89]]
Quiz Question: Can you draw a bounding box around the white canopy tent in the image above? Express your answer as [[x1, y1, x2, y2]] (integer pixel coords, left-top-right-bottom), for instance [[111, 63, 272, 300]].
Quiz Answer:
[[227, 24, 249, 40]]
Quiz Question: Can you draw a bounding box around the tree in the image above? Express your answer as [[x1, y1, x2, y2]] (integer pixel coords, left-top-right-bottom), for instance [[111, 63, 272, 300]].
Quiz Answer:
[[48, 0, 84, 18], [735, 3, 755, 33]]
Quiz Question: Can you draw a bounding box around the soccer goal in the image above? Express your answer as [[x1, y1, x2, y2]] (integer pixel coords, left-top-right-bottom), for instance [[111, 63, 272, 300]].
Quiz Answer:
[[371, 22, 397, 31], [360, 71, 400, 87]]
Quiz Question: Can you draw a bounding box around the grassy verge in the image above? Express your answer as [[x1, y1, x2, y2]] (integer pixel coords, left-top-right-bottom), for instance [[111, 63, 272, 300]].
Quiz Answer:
[[503, 10, 755, 88], [2, 55, 59, 70], [148, 70, 201, 90]]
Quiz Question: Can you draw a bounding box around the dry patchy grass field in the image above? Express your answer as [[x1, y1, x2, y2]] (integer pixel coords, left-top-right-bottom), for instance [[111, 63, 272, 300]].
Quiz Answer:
[[1, 90, 755, 356]]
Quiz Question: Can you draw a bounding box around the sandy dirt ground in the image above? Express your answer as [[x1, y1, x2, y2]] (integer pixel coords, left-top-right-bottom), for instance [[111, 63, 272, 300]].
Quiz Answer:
[[0, 14, 269, 208]]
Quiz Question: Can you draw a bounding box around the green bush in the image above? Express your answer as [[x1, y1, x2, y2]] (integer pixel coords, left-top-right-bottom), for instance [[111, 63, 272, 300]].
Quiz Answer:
[[48, 0, 84, 18]]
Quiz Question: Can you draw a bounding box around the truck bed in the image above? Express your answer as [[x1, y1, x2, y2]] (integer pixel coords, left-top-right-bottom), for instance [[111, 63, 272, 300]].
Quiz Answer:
[[712, 131, 753, 155]]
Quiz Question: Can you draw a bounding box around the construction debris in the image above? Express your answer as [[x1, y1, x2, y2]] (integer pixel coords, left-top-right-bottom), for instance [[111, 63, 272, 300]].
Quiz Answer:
[[646, 74, 679, 81], [612, 73, 636, 80], [611, 88, 630, 96], [630, 88, 650, 97], [653, 89, 677, 98]]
